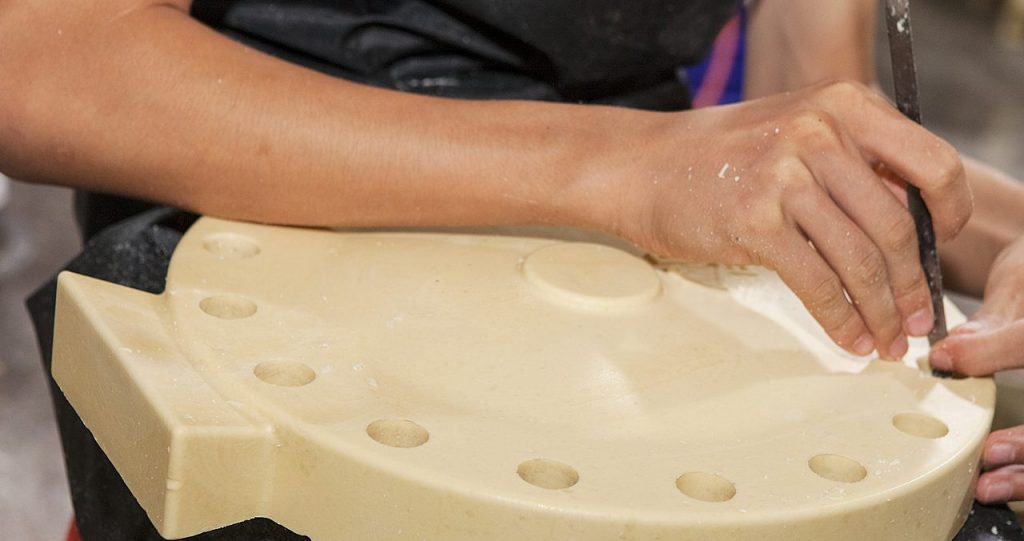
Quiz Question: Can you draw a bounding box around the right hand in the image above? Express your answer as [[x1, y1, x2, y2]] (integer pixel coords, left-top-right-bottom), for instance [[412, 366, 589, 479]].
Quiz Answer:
[[613, 80, 971, 358]]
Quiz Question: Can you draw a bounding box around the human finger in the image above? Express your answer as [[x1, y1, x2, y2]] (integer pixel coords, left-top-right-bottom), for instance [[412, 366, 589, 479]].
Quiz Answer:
[[982, 426, 1024, 471], [764, 228, 875, 356], [976, 465, 1024, 503], [787, 187, 905, 358], [817, 82, 972, 241], [929, 319, 1024, 376], [805, 148, 933, 338]]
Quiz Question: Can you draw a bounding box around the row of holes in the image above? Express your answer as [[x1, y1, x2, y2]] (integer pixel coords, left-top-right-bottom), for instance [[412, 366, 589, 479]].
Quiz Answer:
[[197, 234, 953, 501], [199, 294, 952, 500], [363, 416, 948, 500]]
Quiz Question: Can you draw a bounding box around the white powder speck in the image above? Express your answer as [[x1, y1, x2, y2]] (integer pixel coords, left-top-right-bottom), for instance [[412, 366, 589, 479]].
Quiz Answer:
[[718, 163, 730, 179]]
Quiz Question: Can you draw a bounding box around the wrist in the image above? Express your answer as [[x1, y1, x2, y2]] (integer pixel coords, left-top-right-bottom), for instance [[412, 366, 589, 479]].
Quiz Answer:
[[554, 105, 670, 247]]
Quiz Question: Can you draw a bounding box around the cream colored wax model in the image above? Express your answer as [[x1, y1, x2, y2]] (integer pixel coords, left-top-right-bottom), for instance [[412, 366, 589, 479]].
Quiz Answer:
[[52, 217, 994, 540]]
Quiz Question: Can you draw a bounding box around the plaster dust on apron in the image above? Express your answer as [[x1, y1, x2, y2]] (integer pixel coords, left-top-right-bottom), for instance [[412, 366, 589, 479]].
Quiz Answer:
[[51, 217, 993, 540]]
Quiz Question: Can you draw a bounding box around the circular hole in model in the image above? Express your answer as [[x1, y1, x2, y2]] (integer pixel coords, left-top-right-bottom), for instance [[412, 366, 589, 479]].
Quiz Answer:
[[199, 295, 257, 319], [202, 233, 261, 258], [675, 472, 736, 502], [892, 412, 949, 439], [254, 361, 316, 387], [366, 419, 429, 448], [808, 454, 867, 483], [517, 458, 579, 490]]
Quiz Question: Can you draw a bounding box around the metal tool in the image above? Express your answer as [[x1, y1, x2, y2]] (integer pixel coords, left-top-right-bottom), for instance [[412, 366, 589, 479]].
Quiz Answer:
[[883, 0, 949, 354]]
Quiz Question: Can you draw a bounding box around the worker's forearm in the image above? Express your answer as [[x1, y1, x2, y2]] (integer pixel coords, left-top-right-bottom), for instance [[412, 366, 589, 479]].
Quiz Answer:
[[941, 158, 1024, 297], [744, 0, 876, 100], [0, 4, 636, 232]]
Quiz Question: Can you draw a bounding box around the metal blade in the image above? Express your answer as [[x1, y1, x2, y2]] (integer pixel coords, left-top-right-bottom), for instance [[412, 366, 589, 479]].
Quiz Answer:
[[884, 0, 948, 347]]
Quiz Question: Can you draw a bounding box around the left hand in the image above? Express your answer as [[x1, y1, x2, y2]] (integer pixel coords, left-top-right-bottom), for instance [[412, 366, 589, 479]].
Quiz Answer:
[[930, 236, 1024, 377], [929, 236, 1024, 502], [977, 426, 1024, 503]]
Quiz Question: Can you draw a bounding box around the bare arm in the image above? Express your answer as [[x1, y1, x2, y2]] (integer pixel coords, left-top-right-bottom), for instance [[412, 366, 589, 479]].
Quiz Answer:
[[0, 1, 630, 231], [941, 159, 1024, 296], [745, 0, 876, 100]]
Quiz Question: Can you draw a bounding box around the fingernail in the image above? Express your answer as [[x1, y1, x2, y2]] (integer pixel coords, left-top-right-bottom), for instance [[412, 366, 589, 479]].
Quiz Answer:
[[987, 443, 1016, 466], [888, 333, 909, 359], [906, 309, 933, 337], [930, 348, 953, 371], [951, 320, 989, 336], [950, 319, 999, 336], [853, 334, 875, 356], [981, 481, 1013, 503]]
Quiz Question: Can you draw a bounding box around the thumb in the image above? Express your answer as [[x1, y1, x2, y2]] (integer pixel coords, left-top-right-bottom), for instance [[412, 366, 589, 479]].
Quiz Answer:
[[929, 319, 1024, 376]]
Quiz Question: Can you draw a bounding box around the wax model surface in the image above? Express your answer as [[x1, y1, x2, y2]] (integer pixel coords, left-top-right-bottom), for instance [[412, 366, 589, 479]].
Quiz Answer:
[[52, 217, 995, 541]]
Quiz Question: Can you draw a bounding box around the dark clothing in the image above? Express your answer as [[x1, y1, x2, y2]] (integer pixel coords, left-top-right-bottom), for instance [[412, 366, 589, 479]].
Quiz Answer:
[[189, 0, 736, 102]]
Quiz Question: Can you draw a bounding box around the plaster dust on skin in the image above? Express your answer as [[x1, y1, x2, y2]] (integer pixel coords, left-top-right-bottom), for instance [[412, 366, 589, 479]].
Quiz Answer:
[[48, 217, 995, 541]]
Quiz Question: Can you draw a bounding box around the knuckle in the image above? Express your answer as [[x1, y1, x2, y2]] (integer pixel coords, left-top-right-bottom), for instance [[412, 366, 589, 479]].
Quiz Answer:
[[784, 110, 842, 143], [805, 274, 853, 325], [929, 146, 971, 239], [817, 79, 868, 100], [735, 201, 787, 240], [770, 156, 808, 186], [884, 214, 919, 256], [892, 267, 928, 304], [878, 216, 931, 301], [932, 141, 964, 183], [849, 247, 888, 290], [777, 173, 822, 207]]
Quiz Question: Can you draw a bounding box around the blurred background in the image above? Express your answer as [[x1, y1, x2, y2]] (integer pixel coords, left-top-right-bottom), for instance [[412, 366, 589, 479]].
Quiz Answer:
[[0, 1, 1021, 539], [876, 0, 1024, 175]]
